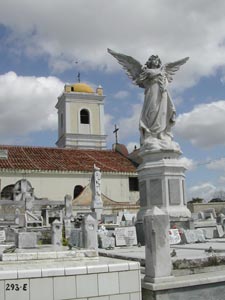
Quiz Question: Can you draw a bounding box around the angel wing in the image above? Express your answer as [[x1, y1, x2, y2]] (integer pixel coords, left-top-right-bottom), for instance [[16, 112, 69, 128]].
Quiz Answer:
[[107, 48, 144, 87], [164, 57, 189, 83]]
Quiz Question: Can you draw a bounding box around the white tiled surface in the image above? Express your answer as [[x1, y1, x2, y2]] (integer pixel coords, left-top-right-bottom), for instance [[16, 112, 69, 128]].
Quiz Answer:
[[76, 274, 98, 298], [0, 280, 4, 300], [30, 278, 53, 300], [119, 270, 140, 293], [98, 272, 119, 296], [5, 279, 29, 300], [130, 292, 142, 300], [1, 249, 98, 262], [53, 276, 76, 300], [89, 296, 109, 300], [0, 257, 141, 300], [110, 294, 129, 300]]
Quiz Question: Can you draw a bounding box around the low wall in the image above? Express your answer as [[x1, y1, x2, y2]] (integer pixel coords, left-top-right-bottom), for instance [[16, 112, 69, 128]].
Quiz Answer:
[[0, 256, 141, 300], [187, 202, 225, 214], [142, 268, 225, 300]]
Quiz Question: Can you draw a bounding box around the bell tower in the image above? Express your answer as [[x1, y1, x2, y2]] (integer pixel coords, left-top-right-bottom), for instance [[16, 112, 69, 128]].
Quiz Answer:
[[56, 82, 107, 149]]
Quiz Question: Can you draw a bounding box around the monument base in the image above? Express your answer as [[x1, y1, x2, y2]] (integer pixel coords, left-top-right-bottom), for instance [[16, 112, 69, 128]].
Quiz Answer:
[[136, 148, 191, 244]]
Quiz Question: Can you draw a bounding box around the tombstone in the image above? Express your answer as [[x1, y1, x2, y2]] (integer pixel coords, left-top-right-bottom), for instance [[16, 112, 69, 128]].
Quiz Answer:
[[198, 211, 205, 220], [0, 230, 6, 243], [90, 165, 103, 221], [51, 219, 62, 247], [98, 225, 115, 249], [25, 195, 34, 211], [202, 227, 214, 239], [16, 232, 37, 249], [5, 227, 17, 243], [70, 228, 83, 248], [64, 218, 72, 240], [114, 226, 137, 246], [204, 208, 216, 219], [169, 229, 181, 245], [144, 207, 173, 283], [98, 234, 115, 249], [182, 229, 198, 244], [101, 214, 117, 224], [64, 194, 73, 219], [195, 229, 206, 242], [13, 179, 34, 201], [15, 208, 20, 225], [81, 214, 98, 249], [121, 213, 136, 226], [182, 229, 206, 243], [215, 225, 224, 238]]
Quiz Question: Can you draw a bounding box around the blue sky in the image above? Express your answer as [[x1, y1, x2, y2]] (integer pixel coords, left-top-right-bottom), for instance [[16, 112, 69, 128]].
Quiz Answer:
[[1, 0, 225, 201]]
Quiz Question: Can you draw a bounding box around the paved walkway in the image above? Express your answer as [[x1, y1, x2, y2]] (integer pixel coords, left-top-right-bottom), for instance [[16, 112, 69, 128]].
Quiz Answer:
[[99, 238, 225, 263]]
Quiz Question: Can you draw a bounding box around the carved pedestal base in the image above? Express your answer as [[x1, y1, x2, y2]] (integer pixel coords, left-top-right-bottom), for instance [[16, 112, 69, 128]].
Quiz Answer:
[[136, 148, 191, 244]]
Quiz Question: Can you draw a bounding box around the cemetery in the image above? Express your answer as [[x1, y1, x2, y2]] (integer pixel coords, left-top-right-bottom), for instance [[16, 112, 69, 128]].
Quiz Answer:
[[0, 48, 225, 300]]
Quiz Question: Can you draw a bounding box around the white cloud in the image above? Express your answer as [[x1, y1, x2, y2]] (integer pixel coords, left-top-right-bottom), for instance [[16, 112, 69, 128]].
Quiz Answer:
[[207, 158, 225, 171], [179, 157, 195, 171], [0, 72, 64, 143], [219, 176, 225, 184], [113, 90, 130, 100], [117, 103, 142, 141], [175, 100, 225, 148], [188, 182, 217, 202], [104, 113, 115, 146], [1, 0, 225, 90]]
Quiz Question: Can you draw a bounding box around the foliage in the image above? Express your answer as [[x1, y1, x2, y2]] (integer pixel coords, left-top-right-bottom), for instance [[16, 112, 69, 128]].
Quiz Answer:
[[189, 197, 204, 203]]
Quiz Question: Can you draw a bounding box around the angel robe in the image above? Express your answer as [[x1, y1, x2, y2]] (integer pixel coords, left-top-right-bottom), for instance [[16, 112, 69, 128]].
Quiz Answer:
[[139, 69, 175, 144]]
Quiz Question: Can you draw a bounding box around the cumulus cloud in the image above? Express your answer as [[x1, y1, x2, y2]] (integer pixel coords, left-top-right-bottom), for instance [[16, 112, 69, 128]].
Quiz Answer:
[[175, 100, 225, 148], [1, 0, 225, 90], [179, 157, 195, 171], [188, 182, 217, 202], [0, 72, 63, 143], [117, 103, 142, 141]]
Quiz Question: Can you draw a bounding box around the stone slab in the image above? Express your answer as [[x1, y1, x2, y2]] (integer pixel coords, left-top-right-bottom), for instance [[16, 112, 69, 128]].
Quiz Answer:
[[16, 232, 37, 249], [115, 226, 137, 246]]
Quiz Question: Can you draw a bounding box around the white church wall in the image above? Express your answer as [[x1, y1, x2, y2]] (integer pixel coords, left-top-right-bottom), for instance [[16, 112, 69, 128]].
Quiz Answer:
[[0, 171, 139, 203]]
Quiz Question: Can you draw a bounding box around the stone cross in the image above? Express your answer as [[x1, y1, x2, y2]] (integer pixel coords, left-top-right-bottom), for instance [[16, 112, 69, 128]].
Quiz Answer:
[[113, 124, 119, 144]]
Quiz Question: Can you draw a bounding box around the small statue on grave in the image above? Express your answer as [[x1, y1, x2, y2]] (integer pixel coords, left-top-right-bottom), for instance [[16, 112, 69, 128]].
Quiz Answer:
[[108, 49, 189, 151], [90, 164, 103, 221], [91, 164, 103, 207]]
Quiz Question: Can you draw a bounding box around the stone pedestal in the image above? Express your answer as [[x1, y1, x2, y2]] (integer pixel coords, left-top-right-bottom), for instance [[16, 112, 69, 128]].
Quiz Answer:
[[144, 207, 173, 283], [136, 148, 191, 244], [81, 214, 98, 250], [51, 220, 62, 247]]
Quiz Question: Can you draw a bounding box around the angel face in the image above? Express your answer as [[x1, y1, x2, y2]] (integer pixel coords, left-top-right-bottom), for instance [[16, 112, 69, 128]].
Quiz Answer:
[[145, 55, 162, 69]]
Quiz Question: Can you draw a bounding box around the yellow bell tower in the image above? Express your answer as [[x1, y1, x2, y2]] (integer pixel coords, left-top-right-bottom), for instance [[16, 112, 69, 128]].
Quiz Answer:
[[56, 82, 107, 149]]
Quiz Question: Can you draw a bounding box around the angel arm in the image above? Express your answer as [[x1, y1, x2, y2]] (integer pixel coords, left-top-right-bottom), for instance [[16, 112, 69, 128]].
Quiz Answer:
[[107, 48, 144, 87], [164, 57, 189, 83]]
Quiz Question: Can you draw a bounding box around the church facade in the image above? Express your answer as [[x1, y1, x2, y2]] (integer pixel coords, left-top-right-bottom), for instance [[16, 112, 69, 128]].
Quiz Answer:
[[0, 82, 139, 205]]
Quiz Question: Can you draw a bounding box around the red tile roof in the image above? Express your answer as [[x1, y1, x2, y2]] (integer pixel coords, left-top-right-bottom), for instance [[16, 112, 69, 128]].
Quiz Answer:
[[0, 145, 136, 173]]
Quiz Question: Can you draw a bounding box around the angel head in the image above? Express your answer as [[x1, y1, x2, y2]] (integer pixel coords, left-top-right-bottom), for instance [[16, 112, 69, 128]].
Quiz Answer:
[[145, 55, 162, 69]]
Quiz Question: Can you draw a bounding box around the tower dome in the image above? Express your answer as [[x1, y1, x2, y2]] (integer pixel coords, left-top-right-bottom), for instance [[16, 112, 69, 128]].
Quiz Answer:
[[72, 83, 94, 93]]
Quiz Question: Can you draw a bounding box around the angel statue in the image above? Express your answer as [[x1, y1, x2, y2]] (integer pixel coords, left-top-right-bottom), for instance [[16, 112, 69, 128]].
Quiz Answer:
[[107, 49, 189, 152]]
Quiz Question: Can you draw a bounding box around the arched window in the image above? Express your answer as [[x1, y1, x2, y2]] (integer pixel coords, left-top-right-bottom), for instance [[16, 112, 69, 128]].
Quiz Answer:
[[80, 109, 90, 124], [1, 184, 14, 200], [73, 185, 84, 199]]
